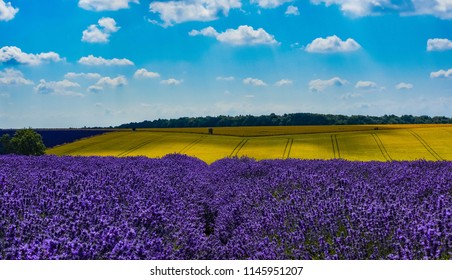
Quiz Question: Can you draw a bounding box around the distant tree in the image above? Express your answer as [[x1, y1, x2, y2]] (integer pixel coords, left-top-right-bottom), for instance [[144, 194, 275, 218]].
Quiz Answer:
[[0, 134, 12, 154], [9, 128, 46, 156]]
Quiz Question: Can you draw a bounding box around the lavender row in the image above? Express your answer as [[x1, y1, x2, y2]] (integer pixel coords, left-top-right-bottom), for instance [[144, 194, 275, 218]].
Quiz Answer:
[[0, 155, 451, 259]]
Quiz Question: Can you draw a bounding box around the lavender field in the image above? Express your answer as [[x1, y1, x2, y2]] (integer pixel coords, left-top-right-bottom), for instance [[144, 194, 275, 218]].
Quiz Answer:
[[0, 155, 451, 260]]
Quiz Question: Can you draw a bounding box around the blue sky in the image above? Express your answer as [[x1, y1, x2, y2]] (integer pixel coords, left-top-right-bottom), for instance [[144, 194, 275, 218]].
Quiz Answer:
[[0, 0, 451, 128]]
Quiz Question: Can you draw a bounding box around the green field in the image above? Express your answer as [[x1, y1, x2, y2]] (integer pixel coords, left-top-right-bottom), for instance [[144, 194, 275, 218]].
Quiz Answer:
[[47, 124, 452, 163]]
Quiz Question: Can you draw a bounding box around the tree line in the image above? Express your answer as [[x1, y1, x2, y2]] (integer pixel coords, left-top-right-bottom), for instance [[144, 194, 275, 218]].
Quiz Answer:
[[117, 113, 452, 129]]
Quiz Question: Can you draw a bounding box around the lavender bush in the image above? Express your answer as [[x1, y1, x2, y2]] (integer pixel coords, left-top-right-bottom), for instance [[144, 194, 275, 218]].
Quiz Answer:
[[0, 155, 451, 259]]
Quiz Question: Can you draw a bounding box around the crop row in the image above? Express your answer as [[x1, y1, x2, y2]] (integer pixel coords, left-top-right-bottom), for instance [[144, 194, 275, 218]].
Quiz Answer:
[[0, 155, 451, 259]]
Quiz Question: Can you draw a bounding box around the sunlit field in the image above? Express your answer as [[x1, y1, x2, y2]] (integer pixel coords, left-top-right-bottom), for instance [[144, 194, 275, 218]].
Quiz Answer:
[[1, 155, 451, 260], [47, 124, 452, 163]]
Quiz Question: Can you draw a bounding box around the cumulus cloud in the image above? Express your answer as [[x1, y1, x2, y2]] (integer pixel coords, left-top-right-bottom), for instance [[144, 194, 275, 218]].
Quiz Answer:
[[189, 26, 218, 37], [395, 82, 413, 90], [150, 0, 242, 27], [251, 0, 293, 9], [0, 0, 18, 21], [305, 35, 361, 53], [430, 68, 452, 79], [161, 78, 183, 85], [216, 76, 235, 81], [275, 79, 293, 86], [78, 55, 134, 66], [189, 25, 279, 46], [243, 77, 267, 86], [285, 5, 300, 15], [88, 76, 128, 92], [310, 0, 404, 17], [427, 38, 452, 51], [97, 76, 127, 87], [78, 0, 139, 11], [355, 80, 378, 89], [0, 68, 33, 85], [309, 77, 348, 92], [0, 46, 63, 66], [411, 0, 452, 19], [310, 0, 452, 19], [82, 17, 120, 43], [134, 68, 160, 79], [35, 79, 82, 96], [64, 72, 102, 80]]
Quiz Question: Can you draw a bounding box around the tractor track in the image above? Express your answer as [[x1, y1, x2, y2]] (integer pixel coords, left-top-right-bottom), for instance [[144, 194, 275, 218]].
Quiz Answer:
[[371, 133, 392, 161]]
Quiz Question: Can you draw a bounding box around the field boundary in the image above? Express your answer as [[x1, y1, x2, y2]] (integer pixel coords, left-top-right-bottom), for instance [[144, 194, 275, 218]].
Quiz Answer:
[[179, 136, 207, 154], [117, 135, 168, 157], [282, 138, 294, 159], [230, 139, 249, 157], [409, 130, 443, 160], [371, 133, 392, 161]]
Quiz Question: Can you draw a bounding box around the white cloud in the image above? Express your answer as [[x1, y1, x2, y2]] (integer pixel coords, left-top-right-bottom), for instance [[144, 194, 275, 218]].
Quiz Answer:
[[82, 17, 120, 43], [430, 68, 452, 79], [310, 0, 393, 17], [0, 0, 18, 21], [251, 0, 293, 9], [0, 46, 63, 65], [161, 78, 183, 85], [88, 76, 128, 92], [150, 0, 242, 27], [309, 77, 348, 92], [285, 5, 300, 15], [98, 17, 120, 33], [310, 0, 452, 19], [189, 25, 279, 46], [87, 85, 104, 93], [411, 0, 452, 19], [427, 38, 452, 51], [275, 79, 293, 86], [78, 0, 139, 11], [64, 72, 102, 80], [134, 68, 160, 79], [355, 80, 377, 89], [82, 25, 108, 43], [216, 76, 235, 81], [96, 76, 128, 87], [243, 77, 267, 86], [189, 26, 219, 37], [0, 68, 33, 85], [78, 55, 134, 66], [305, 35, 361, 53], [35, 79, 82, 96], [395, 82, 413, 90]]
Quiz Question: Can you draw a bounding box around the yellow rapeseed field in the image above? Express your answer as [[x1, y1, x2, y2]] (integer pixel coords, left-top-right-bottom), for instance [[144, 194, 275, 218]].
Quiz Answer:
[[47, 124, 452, 163]]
